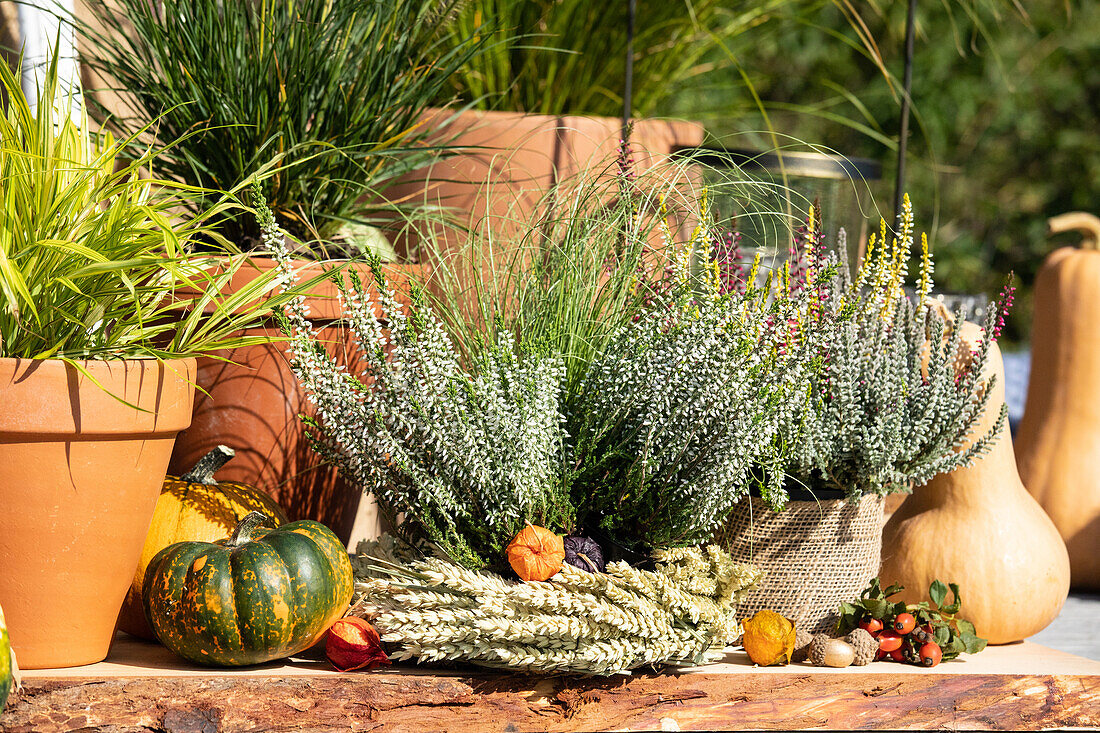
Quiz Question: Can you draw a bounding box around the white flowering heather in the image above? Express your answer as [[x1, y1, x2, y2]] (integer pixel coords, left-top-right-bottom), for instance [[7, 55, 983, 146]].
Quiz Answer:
[[567, 226, 818, 548], [352, 539, 762, 675], [259, 192, 573, 570], [787, 197, 1008, 497]]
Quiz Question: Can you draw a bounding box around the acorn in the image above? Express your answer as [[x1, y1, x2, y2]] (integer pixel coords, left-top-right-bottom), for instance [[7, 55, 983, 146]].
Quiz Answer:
[[808, 634, 856, 668], [845, 628, 878, 666], [791, 628, 815, 663]]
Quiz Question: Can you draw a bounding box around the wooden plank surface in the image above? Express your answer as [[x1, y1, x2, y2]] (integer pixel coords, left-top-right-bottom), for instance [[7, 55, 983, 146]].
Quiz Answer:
[[4, 638, 1099, 732]]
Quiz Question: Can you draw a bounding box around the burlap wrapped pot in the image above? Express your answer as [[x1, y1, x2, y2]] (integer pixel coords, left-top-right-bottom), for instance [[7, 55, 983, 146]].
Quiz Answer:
[[715, 494, 884, 634]]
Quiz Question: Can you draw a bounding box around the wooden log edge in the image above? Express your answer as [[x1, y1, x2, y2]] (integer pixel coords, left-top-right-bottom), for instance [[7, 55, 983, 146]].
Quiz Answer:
[[3, 670, 1098, 732]]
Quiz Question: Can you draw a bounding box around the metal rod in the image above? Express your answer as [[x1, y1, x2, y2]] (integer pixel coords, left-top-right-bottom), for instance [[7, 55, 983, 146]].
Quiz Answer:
[[622, 0, 636, 138], [893, 0, 918, 227]]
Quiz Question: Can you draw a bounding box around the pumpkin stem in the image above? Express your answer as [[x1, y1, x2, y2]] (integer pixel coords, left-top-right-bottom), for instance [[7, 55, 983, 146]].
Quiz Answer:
[[577, 552, 599, 573], [227, 511, 272, 547], [180, 445, 235, 485], [1049, 212, 1100, 251]]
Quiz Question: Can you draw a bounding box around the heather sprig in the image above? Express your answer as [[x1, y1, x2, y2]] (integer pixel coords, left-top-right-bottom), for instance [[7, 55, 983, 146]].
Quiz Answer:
[[784, 197, 1010, 499], [566, 215, 819, 548], [263, 191, 573, 570]]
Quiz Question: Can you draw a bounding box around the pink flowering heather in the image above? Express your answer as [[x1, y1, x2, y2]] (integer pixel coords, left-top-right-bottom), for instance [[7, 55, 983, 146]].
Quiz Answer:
[[990, 274, 1017, 342], [710, 229, 748, 295]]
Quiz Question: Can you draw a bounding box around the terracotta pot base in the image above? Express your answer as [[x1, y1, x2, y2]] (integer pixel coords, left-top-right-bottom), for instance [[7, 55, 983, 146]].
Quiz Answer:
[[0, 358, 196, 669]]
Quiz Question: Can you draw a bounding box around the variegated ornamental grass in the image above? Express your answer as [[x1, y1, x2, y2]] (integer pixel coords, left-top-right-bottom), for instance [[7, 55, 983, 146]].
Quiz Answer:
[[0, 53, 335, 363]]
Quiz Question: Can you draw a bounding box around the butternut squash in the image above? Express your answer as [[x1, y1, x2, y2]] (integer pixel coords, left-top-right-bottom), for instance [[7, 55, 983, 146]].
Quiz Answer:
[[881, 317, 1070, 644], [1015, 212, 1100, 588]]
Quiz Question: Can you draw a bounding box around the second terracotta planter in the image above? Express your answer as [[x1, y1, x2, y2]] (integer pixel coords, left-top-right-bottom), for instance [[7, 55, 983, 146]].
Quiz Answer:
[[0, 357, 196, 669], [168, 259, 421, 546], [389, 109, 705, 270]]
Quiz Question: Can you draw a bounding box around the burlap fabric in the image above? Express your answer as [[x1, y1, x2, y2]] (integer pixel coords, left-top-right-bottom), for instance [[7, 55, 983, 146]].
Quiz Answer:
[[715, 494, 884, 634]]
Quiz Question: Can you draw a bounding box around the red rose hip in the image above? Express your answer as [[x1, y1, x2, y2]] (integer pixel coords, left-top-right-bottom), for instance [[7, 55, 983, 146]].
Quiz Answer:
[[919, 641, 942, 667], [878, 631, 903, 653], [893, 612, 916, 634], [860, 617, 884, 634]]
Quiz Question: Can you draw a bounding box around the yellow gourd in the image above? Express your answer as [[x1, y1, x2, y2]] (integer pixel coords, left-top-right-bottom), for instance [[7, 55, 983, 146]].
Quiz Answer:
[[117, 446, 288, 639], [1015, 212, 1100, 588], [881, 317, 1069, 644]]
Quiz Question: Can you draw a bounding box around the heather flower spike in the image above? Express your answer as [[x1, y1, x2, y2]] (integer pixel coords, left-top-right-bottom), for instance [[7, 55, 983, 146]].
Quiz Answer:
[[990, 274, 1017, 342], [781, 196, 1010, 499]]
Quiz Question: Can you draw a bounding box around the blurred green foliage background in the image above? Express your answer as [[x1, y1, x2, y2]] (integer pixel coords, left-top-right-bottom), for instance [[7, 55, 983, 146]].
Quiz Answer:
[[669, 0, 1098, 344]]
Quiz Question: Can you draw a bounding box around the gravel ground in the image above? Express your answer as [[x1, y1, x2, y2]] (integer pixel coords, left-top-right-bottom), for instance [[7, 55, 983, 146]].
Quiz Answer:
[[1028, 593, 1100, 661]]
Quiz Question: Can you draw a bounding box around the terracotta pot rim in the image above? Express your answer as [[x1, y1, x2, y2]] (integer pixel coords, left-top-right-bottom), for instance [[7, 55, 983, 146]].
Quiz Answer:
[[178, 257, 424, 322], [0, 357, 197, 436], [428, 107, 704, 130], [0, 355, 196, 374]]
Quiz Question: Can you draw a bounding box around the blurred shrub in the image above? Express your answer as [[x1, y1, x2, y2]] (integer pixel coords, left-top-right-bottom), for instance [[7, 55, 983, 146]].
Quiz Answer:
[[671, 0, 1099, 344]]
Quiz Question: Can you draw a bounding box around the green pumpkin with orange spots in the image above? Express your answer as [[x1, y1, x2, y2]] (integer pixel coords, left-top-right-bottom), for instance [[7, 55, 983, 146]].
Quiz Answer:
[[143, 512, 353, 666]]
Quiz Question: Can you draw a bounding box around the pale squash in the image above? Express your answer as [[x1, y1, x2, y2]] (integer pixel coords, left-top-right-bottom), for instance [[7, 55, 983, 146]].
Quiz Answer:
[[1015, 212, 1100, 588], [880, 317, 1070, 644], [117, 446, 289, 639]]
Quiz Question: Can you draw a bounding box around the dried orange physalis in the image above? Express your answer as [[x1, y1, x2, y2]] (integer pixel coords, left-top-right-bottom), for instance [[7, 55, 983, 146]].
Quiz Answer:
[[506, 525, 565, 581], [325, 617, 390, 672], [741, 609, 796, 666]]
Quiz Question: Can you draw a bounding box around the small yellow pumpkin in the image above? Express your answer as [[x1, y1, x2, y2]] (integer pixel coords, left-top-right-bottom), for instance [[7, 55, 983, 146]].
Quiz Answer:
[[506, 525, 565, 582], [117, 446, 289, 639]]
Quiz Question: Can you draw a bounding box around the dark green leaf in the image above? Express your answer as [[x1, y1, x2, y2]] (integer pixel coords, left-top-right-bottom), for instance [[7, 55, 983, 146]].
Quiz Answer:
[[933, 625, 951, 646], [883, 582, 905, 598], [939, 583, 962, 615], [862, 578, 883, 600], [940, 636, 966, 661], [961, 633, 987, 655], [955, 618, 976, 637], [929, 579, 948, 607], [836, 602, 862, 635]]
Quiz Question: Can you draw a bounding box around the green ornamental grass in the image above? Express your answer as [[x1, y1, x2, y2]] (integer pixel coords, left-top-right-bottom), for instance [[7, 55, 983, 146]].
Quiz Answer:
[[0, 51, 331, 362], [77, 0, 490, 247], [436, 0, 802, 117]]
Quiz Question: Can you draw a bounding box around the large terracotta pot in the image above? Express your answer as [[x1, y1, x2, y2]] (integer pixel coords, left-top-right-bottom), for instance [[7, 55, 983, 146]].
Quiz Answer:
[[389, 109, 704, 265], [0, 357, 197, 669], [168, 259, 422, 547]]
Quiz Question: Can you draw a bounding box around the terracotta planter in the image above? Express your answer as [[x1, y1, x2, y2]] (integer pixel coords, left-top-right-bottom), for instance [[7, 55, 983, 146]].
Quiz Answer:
[[389, 109, 704, 264], [0, 357, 197, 669], [168, 259, 422, 547]]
